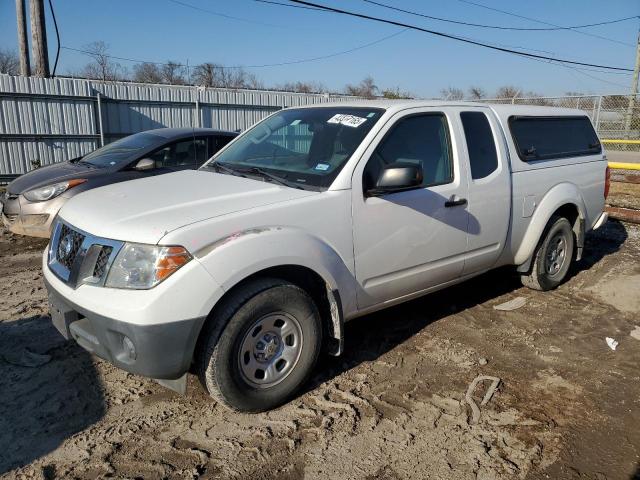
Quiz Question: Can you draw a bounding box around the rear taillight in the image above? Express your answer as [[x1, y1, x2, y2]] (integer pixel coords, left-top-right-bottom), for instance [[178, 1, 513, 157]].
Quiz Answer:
[[604, 165, 611, 199]]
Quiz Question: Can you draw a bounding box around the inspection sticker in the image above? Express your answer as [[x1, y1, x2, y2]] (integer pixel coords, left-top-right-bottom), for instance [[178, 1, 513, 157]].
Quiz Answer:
[[327, 114, 367, 128], [314, 163, 330, 171]]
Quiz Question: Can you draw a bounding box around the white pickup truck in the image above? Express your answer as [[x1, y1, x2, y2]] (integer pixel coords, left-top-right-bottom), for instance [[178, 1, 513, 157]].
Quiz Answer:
[[44, 101, 609, 411]]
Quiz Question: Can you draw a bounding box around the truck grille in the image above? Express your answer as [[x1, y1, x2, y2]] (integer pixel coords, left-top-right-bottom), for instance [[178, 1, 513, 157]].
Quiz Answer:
[[57, 224, 86, 270], [49, 221, 123, 288], [93, 246, 113, 279]]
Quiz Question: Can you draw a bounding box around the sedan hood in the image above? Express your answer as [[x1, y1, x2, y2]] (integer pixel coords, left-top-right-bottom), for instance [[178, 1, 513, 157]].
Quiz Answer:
[[58, 170, 317, 244], [8, 161, 102, 194]]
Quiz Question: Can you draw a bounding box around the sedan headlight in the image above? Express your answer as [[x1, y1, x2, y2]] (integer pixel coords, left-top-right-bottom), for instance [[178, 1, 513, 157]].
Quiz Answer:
[[23, 179, 87, 202], [105, 243, 192, 289]]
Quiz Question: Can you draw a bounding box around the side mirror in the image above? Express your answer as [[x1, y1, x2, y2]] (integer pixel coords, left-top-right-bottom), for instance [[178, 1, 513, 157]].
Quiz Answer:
[[134, 158, 156, 171], [368, 163, 423, 196]]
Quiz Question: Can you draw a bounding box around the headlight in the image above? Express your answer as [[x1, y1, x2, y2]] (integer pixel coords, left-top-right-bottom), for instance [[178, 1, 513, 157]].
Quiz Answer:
[[105, 243, 191, 289], [23, 179, 87, 202]]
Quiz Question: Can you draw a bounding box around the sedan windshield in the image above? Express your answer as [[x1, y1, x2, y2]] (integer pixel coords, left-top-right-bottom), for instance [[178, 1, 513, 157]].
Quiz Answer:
[[204, 107, 384, 189], [80, 132, 162, 168]]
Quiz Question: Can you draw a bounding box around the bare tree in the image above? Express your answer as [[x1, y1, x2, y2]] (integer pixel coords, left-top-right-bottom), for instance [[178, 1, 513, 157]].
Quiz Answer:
[[192, 63, 217, 87], [495, 85, 520, 100], [81, 41, 124, 81], [0, 49, 20, 75], [345, 76, 377, 98], [440, 86, 464, 100], [192, 62, 262, 89], [162, 61, 186, 85], [243, 71, 264, 90], [279, 81, 327, 94], [468, 86, 486, 100], [381, 86, 414, 99], [133, 62, 163, 84]]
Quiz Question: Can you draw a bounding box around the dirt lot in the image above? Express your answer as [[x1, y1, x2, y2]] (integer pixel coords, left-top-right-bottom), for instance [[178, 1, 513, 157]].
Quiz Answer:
[[1, 220, 640, 480], [609, 182, 640, 211]]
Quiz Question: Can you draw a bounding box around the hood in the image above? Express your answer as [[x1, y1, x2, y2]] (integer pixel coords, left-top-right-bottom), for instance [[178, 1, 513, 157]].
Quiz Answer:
[[58, 170, 318, 244], [8, 161, 103, 195]]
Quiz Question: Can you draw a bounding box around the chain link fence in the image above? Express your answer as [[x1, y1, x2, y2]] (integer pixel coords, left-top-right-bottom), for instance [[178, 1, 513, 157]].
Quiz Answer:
[[483, 94, 640, 152]]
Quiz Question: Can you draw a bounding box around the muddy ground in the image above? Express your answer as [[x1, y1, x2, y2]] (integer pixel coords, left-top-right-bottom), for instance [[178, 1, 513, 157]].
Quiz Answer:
[[609, 182, 640, 211], [1, 220, 640, 480]]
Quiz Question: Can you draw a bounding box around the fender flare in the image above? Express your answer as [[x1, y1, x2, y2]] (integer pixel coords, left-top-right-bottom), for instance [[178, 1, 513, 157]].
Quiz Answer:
[[194, 226, 358, 355], [514, 183, 587, 270]]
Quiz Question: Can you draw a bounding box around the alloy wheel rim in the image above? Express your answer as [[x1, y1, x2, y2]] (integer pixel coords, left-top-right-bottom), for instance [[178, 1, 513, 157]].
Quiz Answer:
[[546, 233, 567, 276], [238, 312, 303, 388]]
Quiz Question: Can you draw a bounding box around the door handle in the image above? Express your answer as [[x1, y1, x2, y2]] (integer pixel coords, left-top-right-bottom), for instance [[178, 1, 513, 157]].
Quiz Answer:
[[444, 196, 467, 208]]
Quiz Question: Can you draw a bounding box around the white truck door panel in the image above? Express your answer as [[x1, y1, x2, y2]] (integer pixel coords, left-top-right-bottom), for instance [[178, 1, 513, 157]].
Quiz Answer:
[[456, 108, 511, 274], [352, 109, 470, 308]]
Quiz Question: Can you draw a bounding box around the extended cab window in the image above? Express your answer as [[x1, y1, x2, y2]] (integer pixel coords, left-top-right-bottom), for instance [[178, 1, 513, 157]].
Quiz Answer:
[[364, 113, 453, 191], [509, 116, 601, 161], [461, 111, 498, 180]]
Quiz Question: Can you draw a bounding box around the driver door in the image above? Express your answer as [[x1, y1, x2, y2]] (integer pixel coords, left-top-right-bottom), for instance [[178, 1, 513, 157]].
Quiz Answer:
[[351, 109, 470, 309]]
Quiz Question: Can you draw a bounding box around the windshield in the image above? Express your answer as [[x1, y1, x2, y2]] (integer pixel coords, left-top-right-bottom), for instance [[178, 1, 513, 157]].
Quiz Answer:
[[203, 107, 384, 189], [80, 132, 162, 168]]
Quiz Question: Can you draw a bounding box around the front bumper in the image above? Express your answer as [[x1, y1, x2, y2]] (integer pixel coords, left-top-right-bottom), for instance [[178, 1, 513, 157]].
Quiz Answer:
[[43, 246, 225, 382], [1, 194, 65, 238], [45, 276, 205, 380]]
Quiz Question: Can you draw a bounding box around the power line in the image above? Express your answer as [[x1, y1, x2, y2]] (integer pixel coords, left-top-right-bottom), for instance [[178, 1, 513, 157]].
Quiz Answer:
[[252, 0, 325, 11], [361, 0, 639, 32], [455, 33, 632, 76], [566, 65, 632, 89], [167, 0, 283, 27], [287, 0, 634, 72], [454, 0, 637, 48], [524, 55, 633, 90], [61, 29, 408, 69], [47, 0, 61, 77]]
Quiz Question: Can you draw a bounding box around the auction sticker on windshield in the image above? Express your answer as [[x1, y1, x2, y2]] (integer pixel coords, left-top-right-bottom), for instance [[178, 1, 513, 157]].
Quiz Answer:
[[327, 114, 367, 128]]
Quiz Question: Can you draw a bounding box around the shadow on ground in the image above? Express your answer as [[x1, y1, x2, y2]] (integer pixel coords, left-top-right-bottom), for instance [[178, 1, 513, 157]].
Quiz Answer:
[[0, 314, 106, 475], [567, 218, 628, 280], [308, 219, 629, 393]]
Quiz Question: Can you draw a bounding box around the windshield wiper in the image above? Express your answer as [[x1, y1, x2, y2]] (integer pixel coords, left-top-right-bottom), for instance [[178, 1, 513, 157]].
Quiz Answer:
[[207, 162, 247, 178], [238, 166, 305, 190], [207, 162, 304, 190], [69, 157, 95, 167]]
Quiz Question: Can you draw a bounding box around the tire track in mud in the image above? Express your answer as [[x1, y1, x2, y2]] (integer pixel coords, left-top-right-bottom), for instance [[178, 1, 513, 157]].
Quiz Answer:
[[3, 223, 640, 479]]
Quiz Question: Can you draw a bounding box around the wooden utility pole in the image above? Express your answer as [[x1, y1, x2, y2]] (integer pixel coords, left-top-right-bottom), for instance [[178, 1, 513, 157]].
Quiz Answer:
[[624, 28, 640, 139], [29, 0, 49, 77], [16, 0, 30, 76]]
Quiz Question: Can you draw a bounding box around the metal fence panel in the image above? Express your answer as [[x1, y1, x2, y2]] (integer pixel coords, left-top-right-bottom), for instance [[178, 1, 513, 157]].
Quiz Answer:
[[0, 74, 362, 175], [2, 73, 637, 175], [0, 138, 98, 173]]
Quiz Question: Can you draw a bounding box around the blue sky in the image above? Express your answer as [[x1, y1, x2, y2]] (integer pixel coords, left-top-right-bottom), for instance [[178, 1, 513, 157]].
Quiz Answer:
[[1, 0, 638, 97]]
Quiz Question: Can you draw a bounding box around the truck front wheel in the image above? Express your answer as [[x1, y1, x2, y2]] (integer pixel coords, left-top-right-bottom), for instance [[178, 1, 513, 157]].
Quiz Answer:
[[197, 278, 322, 412], [520, 215, 575, 291]]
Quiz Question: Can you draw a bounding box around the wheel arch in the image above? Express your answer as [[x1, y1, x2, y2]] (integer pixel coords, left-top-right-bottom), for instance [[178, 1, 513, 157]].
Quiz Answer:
[[515, 183, 586, 271], [192, 225, 354, 362], [204, 264, 345, 357]]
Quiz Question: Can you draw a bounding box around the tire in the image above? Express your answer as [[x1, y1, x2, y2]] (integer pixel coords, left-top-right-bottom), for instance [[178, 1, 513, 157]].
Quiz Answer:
[[196, 278, 322, 412], [520, 215, 575, 291]]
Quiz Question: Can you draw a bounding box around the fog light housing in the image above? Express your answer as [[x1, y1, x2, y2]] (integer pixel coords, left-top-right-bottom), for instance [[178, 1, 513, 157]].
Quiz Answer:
[[122, 336, 136, 361]]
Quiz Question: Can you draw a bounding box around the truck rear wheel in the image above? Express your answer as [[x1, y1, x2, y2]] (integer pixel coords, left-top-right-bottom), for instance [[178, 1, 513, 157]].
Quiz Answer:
[[520, 215, 575, 291], [197, 278, 322, 412]]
